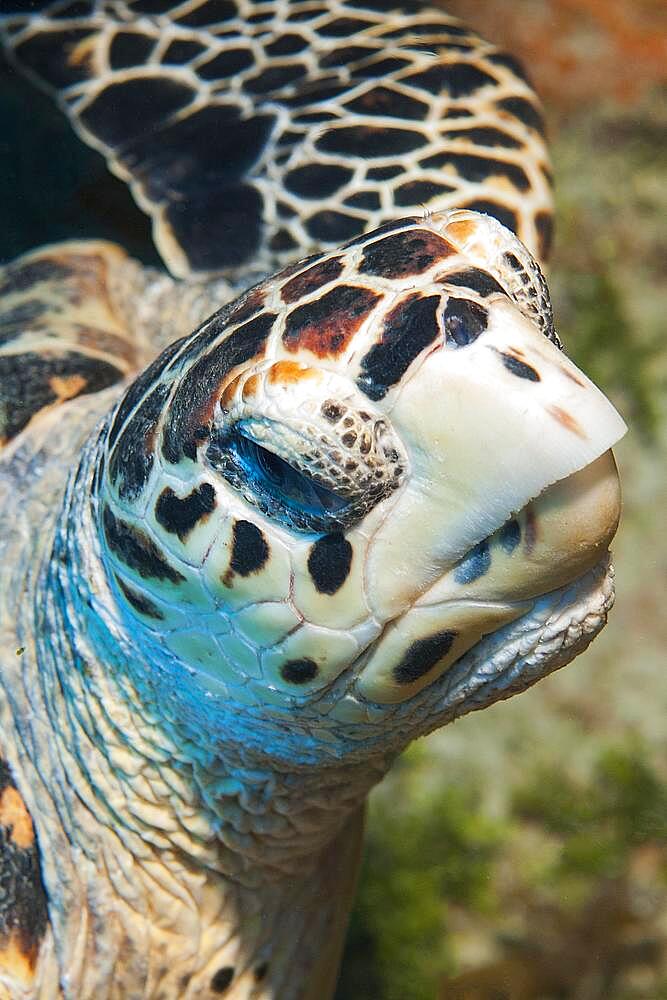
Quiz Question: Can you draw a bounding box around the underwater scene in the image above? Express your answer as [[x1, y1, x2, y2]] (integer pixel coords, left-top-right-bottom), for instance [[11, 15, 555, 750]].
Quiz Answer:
[[0, 1, 665, 999]]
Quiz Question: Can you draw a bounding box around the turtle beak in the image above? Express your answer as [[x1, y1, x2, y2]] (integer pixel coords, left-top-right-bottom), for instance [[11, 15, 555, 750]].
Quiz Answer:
[[357, 450, 621, 704], [356, 300, 626, 704]]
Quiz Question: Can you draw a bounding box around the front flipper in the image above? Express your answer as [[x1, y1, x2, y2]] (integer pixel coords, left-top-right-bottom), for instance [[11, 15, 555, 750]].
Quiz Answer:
[[1, 3, 553, 277], [0, 241, 139, 449]]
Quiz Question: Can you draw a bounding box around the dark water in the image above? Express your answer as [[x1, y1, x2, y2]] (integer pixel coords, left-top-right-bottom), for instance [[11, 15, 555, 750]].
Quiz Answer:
[[0, 48, 160, 266]]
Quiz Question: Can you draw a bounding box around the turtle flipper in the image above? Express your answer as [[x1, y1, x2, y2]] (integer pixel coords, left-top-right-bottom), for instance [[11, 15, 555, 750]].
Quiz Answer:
[[0, 760, 51, 998], [0, 241, 139, 450], [1, 3, 553, 278]]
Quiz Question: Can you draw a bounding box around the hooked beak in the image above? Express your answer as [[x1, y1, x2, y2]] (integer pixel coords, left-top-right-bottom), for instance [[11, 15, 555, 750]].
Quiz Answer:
[[356, 301, 626, 704]]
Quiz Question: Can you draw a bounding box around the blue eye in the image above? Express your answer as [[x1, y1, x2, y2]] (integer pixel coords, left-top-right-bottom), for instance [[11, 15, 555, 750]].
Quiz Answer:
[[209, 428, 353, 533]]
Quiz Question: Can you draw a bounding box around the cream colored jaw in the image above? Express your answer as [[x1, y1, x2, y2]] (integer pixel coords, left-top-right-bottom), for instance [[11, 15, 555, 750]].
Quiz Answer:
[[357, 450, 621, 704]]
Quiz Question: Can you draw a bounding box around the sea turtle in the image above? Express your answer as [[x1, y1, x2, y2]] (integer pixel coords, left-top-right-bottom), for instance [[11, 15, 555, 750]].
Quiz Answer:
[[0, 2, 626, 998]]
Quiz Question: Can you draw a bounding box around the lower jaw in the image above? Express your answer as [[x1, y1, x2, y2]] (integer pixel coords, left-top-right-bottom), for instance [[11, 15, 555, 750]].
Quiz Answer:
[[420, 552, 616, 729], [353, 449, 621, 706]]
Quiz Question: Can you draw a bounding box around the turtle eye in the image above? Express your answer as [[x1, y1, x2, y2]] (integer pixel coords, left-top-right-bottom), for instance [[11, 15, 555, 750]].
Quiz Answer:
[[207, 426, 353, 532], [234, 432, 347, 515]]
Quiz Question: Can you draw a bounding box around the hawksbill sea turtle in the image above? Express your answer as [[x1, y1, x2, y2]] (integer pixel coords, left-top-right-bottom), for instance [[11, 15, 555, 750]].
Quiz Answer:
[[0, 2, 626, 997]]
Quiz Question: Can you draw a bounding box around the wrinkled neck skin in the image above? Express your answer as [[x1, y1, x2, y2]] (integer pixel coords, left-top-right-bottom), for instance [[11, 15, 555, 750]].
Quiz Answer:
[[52, 429, 393, 871], [25, 418, 389, 999]]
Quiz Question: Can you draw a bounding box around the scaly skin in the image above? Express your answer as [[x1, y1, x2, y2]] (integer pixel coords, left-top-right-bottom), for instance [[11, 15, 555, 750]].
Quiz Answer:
[[0, 213, 624, 999]]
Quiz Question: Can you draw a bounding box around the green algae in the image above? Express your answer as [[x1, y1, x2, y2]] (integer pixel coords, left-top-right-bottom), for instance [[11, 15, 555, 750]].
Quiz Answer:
[[340, 741, 667, 1000]]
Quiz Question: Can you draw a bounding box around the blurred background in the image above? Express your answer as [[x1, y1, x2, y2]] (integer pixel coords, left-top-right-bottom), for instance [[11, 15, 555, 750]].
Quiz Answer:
[[1, 2, 665, 998]]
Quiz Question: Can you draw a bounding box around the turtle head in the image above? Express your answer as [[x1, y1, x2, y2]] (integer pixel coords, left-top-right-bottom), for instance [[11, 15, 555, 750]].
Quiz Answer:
[[98, 211, 625, 757]]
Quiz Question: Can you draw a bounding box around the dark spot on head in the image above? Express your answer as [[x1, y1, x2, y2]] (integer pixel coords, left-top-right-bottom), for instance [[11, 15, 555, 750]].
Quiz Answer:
[[500, 352, 541, 382], [283, 285, 381, 358], [109, 382, 171, 502], [281, 257, 344, 304], [393, 629, 458, 684], [102, 506, 185, 584], [321, 400, 345, 423], [107, 336, 186, 449], [357, 293, 441, 401], [442, 269, 508, 298], [161, 313, 273, 464], [498, 518, 521, 554], [228, 519, 269, 578], [360, 229, 455, 279], [115, 577, 165, 620], [281, 658, 319, 684], [155, 483, 217, 541], [210, 965, 235, 993], [307, 533, 353, 595], [226, 286, 267, 326], [443, 297, 488, 347], [454, 539, 491, 584], [341, 431, 357, 447], [504, 253, 523, 272]]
